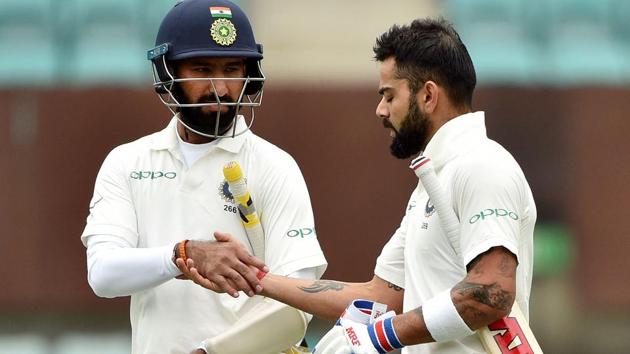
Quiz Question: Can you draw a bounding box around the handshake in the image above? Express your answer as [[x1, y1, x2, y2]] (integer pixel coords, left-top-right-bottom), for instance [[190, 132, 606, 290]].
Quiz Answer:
[[173, 236, 406, 353], [314, 299, 404, 354]]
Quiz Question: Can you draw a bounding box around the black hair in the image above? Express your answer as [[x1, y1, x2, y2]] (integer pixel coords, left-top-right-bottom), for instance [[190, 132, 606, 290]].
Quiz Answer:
[[373, 18, 476, 109]]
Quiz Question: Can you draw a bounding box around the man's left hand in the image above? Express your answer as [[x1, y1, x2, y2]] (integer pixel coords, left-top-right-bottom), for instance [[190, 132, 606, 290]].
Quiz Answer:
[[314, 319, 381, 354], [314, 299, 403, 354]]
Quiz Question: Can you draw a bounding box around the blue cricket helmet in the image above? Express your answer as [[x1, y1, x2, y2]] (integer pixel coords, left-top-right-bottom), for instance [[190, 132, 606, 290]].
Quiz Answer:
[[148, 0, 264, 95], [147, 0, 266, 138]]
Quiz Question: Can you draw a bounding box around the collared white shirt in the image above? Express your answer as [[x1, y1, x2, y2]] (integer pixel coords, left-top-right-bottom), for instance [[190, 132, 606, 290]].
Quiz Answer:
[[375, 111, 536, 354], [82, 116, 327, 354]]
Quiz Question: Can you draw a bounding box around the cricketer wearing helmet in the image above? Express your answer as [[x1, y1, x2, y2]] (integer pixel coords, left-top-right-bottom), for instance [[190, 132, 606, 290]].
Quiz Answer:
[[148, 0, 265, 139], [81, 1, 327, 353]]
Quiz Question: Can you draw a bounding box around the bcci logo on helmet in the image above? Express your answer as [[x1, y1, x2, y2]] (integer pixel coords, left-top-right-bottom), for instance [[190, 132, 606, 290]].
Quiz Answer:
[[211, 18, 237, 46]]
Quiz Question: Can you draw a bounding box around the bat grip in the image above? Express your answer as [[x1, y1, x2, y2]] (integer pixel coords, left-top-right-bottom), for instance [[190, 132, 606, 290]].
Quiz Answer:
[[223, 163, 266, 261], [412, 159, 461, 255]]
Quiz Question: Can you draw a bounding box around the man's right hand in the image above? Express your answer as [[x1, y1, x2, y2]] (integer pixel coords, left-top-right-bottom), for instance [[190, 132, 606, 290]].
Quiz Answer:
[[176, 231, 268, 297]]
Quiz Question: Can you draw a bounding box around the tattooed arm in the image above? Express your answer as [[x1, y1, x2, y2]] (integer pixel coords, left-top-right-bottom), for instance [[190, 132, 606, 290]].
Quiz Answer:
[[176, 257, 403, 320], [392, 246, 517, 345], [181, 246, 514, 345], [451, 246, 516, 327], [261, 247, 516, 345], [260, 274, 404, 321]]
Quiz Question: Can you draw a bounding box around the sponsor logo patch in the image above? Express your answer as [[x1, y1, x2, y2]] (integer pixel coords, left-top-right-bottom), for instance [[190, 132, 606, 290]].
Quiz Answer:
[[424, 199, 435, 217], [130, 171, 176, 180], [286, 227, 316, 238], [469, 208, 519, 224], [210, 18, 237, 46], [218, 180, 235, 203], [345, 327, 361, 346]]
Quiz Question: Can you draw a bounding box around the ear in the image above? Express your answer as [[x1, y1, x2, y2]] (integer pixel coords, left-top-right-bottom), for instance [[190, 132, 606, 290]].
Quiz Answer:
[[418, 81, 439, 114]]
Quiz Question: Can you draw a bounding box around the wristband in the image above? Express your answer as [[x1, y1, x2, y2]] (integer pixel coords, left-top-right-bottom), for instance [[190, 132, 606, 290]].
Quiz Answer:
[[367, 316, 404, 353], [423, 289, 474, 342]]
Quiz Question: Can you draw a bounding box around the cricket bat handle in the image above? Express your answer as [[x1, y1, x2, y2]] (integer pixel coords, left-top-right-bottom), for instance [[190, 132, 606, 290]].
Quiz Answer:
[[223, 161, 265, 261], [410, 156, 461, 254]]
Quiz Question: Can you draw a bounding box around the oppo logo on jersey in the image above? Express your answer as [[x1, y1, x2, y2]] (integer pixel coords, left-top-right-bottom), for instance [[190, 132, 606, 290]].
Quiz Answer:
[[286, 227, 316, 238], [469, 208, 519, 224], [130, 171, 177, 180]]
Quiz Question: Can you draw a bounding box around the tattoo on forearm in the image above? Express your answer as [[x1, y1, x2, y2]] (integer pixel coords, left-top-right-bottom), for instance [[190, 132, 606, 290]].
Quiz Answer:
[[298, 280, 347, 293], [387, 282, 404, 292], [453, 282, 513, 312]]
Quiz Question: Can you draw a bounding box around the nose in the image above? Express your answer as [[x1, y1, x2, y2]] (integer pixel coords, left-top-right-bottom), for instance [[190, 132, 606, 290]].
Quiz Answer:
[[375, 97, 389, 119], [209, 78, 229, 99]]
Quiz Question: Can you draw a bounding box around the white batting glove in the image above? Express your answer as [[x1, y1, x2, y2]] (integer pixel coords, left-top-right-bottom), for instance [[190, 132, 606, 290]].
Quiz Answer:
[[336, 299, 388, 326], [313, 325, 352, 354], [314, 316, 403, 354], [314, 299, 403, 354]]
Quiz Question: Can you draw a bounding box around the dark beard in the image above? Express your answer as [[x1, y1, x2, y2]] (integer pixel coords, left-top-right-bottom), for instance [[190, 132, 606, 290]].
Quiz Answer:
[[173, 85, 237, 136], [385, 96, 431, 159]]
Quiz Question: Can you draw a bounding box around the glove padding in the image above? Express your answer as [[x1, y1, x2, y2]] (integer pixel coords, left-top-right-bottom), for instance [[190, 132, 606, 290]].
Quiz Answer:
[[314, 299, 402, 354], [336, 299, 388, 326]]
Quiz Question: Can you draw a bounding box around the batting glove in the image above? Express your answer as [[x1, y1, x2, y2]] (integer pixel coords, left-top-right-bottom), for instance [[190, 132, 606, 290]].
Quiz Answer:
[[336, 299, 388, 326], [314, 299, 404, 354]]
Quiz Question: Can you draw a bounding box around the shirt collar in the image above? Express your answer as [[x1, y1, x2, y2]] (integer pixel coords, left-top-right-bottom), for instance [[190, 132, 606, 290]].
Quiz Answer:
[[423, 111, 487, 170], [150, 117, 179, 151], [150, 115, 250, 154]]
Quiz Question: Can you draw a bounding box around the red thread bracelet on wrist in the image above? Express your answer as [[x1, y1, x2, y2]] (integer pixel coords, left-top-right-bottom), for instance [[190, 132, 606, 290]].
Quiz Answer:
[[178, 239, 190, 262]]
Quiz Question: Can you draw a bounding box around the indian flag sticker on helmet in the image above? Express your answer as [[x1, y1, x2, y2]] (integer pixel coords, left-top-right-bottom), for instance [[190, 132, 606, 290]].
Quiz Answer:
[[209, 6, 232, 18], [210, 18, 237, 46]]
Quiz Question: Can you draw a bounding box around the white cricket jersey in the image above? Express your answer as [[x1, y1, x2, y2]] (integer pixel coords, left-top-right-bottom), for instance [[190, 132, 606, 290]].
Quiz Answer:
[[375, 112, 536, 354], [82, 116, 328, 354]]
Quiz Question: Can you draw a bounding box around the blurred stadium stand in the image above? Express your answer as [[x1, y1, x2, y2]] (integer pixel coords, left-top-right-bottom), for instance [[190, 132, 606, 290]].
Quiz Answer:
[[446, 0, 545, 84], [1, 0, 630, 86], [447, 0, 630, 85], [68, 0, 146, 84], [0, 0, 56, 85], [546, 0, 626, 84], [0, 0, 232, 87]]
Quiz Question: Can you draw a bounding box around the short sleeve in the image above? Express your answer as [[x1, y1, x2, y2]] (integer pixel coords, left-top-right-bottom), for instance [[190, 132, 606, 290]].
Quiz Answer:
[[374, 213, 407, 289], [255, 158, 327, 278], [81, 147, 139, 247], [454, 160, 523, 267]]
